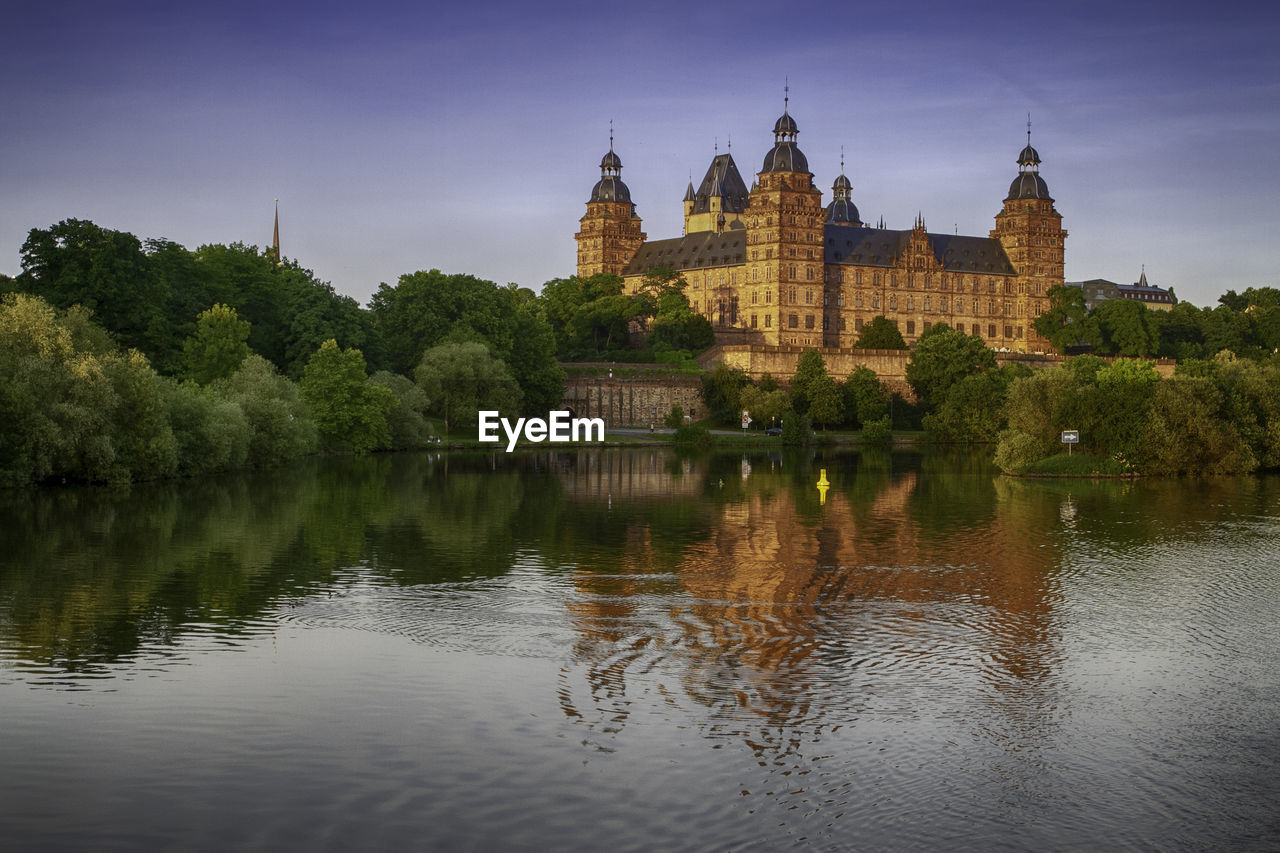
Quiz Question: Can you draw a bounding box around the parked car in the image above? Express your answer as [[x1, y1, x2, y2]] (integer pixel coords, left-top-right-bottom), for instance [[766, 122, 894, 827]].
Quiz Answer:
[[765, 427, 783, 436]]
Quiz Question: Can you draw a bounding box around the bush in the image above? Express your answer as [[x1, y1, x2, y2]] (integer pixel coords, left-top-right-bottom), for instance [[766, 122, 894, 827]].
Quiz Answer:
[[673, 421, 710, 448], [781, 412, 813, 446], [861, 415, 892, 445], [663, 404, 685, 430]]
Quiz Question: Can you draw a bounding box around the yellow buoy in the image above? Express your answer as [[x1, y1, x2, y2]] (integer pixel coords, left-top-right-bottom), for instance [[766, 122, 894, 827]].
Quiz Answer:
[[817, 468, 829, 487], [816, 468, 830, 505]]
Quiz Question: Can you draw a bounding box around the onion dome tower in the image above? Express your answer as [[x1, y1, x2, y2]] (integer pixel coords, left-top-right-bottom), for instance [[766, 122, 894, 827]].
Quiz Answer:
[[1006, 134, 1052, 201], [576, 129, 646, 278], [744, 85, 825, 347], [825, 151, 864, 226], [991, 119, 1067, 352]]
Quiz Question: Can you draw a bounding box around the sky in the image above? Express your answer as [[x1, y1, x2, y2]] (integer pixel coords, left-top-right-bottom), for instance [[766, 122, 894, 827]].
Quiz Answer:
[[2, 0, 1277, 309]]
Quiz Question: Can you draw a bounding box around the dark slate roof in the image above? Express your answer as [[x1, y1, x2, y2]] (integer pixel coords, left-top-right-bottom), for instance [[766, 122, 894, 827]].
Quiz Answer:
[[621, 231, 747, 275], [773, 112, 798, 135], [761, 141, 809, 174], [1007, 171, 1051, 201], [823, 225, 1017, 275], [1018, 144, 1041, 167], [692, 153, 750, 214], [590, 176, 632, 203]]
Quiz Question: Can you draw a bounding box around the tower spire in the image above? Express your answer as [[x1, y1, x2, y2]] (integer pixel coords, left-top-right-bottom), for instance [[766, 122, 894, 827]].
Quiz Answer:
[[272, 198, 280, 260]]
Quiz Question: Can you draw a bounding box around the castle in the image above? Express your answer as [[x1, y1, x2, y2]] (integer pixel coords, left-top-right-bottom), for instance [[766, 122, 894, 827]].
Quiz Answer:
[[575, 100, 1066, 354]]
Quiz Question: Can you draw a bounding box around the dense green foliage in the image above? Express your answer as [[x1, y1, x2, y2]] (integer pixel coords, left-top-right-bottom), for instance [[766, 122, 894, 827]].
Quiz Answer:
[[369, 270, 563, 415], [182, 303, 251, 384], [14, 220, 375, 378], [854, 315, 907, 349], [413, 341, 522, 433], [300, 340, 396, 454], [995, 353, 1280, 476], [1034, 284, 1280, 361]]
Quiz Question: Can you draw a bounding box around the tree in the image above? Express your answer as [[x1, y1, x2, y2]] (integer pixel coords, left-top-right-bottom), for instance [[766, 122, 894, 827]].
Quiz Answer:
[[1090, 299, 1158, 357], [300, 339, 396, 454], [1032, 285, 1089, 354], [213, 354, 318, 466], [738, 384, 789, 428], [182, 303, 251, 385], [854, 315, 906, 349], [807, 374, 843, 430], [789, 348, 828, 416], [700, 363, 751, 426], [642, 267, 714, 354], [0, 293, 116, 485], [905, 323, 996, 411], [841, 366, 889, 428], [372, 269, 559, 414], [18, 219, 171, 359], [414, 341, 522, 434], [100, 349, 179, 481], [371, 370, 434, 449], [922, 372, 1007, 443]]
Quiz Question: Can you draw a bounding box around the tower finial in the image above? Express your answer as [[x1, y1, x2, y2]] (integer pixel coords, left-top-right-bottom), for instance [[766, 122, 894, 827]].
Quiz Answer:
[[727, 133, 731, 152], [609, 119, 614, 151], [784, 77, 790, 114], [1027, 112, 1032, 146], [840, 144, 845, 175]]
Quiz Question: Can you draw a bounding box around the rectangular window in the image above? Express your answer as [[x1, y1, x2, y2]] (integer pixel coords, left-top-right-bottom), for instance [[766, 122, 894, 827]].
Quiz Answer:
[[805, 290, 812, 304], [765, 315, 772, 328], [1004, 325, 1013, 338], [988, 324, 997, 338], [789, 314, 799, 329], [906, 320, 915, 335], [822, 316, 829, 330], [839, 318, 846, 331], [790, 287, 797, 303], [752, 291, 758, 304], [805, 315, 815, 329], [766, 290, 771, 303], [855, 318, 864, 330], [751, 314, 758, 328]]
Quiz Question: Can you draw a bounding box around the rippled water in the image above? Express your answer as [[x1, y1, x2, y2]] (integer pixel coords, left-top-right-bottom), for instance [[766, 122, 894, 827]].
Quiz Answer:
[[2, 449, 1278, 851]]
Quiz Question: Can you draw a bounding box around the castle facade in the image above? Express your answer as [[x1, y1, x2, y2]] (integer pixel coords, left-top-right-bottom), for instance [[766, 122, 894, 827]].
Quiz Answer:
[[575, 105, 1066, 353]]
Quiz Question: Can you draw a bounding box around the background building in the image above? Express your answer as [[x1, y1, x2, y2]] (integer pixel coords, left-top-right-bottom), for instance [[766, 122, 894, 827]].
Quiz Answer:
[[1066, 270, 1176, 311]]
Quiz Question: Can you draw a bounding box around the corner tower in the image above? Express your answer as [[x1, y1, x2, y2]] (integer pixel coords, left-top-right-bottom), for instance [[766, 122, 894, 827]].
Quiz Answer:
[[744, 94, 824, 347], [576, 136, 645, 278], [991, 125, 1067, 351]]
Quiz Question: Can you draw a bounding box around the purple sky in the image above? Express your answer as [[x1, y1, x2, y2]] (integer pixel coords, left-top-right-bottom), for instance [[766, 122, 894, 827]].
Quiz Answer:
[[2, 1, 1277, 308]]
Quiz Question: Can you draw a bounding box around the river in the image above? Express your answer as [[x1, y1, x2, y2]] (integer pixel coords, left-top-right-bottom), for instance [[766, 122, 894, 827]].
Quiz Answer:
[[1, 448, 1277, 851]]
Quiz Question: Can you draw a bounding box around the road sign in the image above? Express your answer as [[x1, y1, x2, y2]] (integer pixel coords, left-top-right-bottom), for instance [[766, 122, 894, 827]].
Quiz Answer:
[[1061, 430, 1079, 444], [741, 410, 752, 430]]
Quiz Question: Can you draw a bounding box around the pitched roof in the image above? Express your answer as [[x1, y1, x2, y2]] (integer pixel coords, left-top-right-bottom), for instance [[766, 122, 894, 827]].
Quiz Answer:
[[621, 231, 747, 275], [691, 153, 750, 215], [824, 226, 1017, 275]]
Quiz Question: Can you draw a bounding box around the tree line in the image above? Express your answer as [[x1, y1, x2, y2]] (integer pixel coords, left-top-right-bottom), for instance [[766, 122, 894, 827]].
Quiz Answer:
[[4, 217, 1278, 483]]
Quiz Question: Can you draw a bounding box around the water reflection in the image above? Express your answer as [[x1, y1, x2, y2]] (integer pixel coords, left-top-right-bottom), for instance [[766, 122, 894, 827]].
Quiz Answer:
[[2, 449, 1278, 850]]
